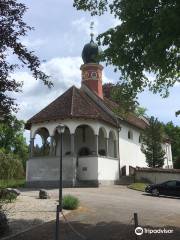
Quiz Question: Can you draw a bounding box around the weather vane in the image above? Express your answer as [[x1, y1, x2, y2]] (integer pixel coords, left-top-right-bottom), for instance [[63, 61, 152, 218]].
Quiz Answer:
[[90, 21, 94, 42]]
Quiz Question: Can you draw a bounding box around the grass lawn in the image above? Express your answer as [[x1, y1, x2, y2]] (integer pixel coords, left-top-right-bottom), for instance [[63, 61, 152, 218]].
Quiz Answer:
[[128, 182, 148, 192], [0, 179, 25, 188]]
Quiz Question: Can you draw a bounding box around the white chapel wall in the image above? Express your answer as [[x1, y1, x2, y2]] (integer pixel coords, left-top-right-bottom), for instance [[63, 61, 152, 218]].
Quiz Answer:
[[119, 123, 147, 175]]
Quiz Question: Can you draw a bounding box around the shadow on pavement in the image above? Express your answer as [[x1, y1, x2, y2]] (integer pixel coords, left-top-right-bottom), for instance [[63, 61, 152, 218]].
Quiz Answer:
[[4, 218, 180, 240], [142, 193, 180, 200]]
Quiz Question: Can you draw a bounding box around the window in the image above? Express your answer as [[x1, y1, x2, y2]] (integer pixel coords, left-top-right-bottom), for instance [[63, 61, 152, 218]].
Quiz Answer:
[[139, 135, 141, 143], [176, 181, 180, 187], [166, 181, 176, 187], [128, 130, 133, 140]]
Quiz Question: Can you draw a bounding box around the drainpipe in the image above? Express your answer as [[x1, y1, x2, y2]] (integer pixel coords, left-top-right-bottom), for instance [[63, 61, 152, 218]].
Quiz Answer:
[[118, 126, 122, 180]]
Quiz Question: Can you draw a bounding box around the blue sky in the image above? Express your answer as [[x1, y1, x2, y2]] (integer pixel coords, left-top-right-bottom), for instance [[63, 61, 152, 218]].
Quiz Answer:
[[13, 0, 179, 131]]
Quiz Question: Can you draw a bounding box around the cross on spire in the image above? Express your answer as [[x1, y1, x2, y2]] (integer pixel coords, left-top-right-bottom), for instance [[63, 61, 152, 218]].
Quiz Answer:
[[90, 21, 94, 42]]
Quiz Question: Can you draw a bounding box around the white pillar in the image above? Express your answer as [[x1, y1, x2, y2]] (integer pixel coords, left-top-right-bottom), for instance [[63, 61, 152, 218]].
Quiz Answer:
[[49, 136, 54, 156], [105, 138, 109, 157], [94, 134, 98, 156], [30, 138, 34, 158], [71, 134, 76, 186]]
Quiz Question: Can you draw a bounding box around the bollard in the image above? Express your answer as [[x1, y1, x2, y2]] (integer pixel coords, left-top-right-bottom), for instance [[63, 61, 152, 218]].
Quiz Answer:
[[134, 212, 138, 228]]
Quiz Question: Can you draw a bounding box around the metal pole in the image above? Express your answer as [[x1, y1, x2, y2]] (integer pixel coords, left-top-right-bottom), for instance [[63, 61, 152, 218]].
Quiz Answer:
[[59, 132, 63, 210], [55, 132, 63, 240]]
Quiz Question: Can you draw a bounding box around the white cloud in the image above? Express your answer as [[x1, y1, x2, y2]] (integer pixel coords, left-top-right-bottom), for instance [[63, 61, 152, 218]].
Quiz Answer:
[[21, 38, 47, 48], [72, 17, 99, 37], [12, 56, 113, 122], [12, 57, 82, 120]]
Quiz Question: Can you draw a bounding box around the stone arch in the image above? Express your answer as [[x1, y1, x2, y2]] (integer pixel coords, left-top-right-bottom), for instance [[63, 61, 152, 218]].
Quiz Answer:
[[33, 127, 50, 157], [75, 124, 95, 156], [53, 125, 71, 157], [98, 127, 108, 156], [108, 130, 117, 158]]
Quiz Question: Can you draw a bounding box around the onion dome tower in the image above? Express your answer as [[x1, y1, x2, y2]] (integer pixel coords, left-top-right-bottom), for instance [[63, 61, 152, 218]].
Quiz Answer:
[[81, 22, 104, 98]]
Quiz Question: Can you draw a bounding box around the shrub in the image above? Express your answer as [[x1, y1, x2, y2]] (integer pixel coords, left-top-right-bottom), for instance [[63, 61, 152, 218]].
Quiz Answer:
[[62, 195, 79, 210], [0, 179, 25, 188], [0, 209, 9, 237], [0, 189, 17, 203], [0, 150, 24, 180]]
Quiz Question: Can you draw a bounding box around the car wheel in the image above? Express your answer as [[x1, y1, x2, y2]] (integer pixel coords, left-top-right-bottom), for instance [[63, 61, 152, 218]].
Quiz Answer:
[[152, 188, 159, 197]]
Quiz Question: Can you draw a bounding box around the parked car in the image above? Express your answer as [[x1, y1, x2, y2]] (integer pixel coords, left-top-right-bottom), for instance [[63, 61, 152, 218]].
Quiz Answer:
[[145, 180, 180, 197]]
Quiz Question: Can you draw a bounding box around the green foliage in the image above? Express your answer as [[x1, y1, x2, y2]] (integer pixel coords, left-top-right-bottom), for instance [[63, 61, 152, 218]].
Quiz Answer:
[[0, 209, 9, 237], [163, 122, 180, 168], [134, 106, 148, 117], [175, 110, 180, 117], [0, 0, 52, 116], [0, 150, 24, 180], [0, 189, 17, 203], [141, 116, 165, 168], [0, 115, 28, 169], [62, 195, 79, 210], [103, 83, 147, 116], [74, 0, 180, 113], [103, 82, 138, 115], [0, 179, 25, 189], [128, 183, 147, 192]]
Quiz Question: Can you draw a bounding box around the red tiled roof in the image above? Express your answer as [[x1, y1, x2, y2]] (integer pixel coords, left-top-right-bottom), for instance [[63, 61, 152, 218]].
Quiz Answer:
[[103, 96, 148, 130], [25, 86, 117, 129], [25, 85, 148, 130]]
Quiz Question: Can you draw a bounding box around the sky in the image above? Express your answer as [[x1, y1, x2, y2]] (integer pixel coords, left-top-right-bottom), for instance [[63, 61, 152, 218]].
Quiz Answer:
[[11, 0, 179, 141]]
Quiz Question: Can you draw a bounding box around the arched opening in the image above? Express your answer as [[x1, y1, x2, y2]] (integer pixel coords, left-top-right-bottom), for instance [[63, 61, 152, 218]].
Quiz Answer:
[[98, 127, 107, 156], [54, 126, 71, 157], [75, 124, 95, 156], [33, 128, 50, 157], [108, 130, 117, 158]]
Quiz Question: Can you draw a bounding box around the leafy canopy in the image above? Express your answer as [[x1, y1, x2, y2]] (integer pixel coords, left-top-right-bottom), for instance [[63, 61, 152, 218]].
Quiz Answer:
[[0, 115, 28, 169], [141, 116, 165, 168], [163, 122, 180, 168], [74, 0, 180, 99], [103, 83, 147, 116], [0, 0, 52, 116]]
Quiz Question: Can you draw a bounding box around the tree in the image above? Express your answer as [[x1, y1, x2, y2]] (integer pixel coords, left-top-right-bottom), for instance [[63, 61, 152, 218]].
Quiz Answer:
[[74, 0, 180, 112], [141, 116, 165, 168], [163, 122, 180, 168], [0, 115, 28, 169], [103, 83, 138, 115], [103, 83, 147, 116], [0, 0, 52, 116]]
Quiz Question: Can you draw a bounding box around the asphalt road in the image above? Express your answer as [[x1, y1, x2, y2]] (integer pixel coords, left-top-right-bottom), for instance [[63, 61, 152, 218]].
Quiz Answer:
[[62, 185, 180, 228], [7, 186, 180, 240]]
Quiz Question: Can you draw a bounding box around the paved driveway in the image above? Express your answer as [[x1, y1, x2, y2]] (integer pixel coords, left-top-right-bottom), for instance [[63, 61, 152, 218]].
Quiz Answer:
[[62, 185, 180, 227], [7, 186, 180, 240]]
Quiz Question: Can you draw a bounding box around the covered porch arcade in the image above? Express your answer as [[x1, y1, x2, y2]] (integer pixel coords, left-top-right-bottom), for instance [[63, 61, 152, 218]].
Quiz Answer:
[[26, 120, 120, 187]]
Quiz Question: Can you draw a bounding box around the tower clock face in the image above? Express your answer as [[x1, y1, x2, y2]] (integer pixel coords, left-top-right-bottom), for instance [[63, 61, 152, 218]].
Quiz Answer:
[[91, 71, 98, 80]]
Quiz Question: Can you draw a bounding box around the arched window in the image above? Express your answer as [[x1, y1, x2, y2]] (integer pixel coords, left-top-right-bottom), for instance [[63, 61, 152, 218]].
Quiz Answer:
[[128, 130, 133, 140]]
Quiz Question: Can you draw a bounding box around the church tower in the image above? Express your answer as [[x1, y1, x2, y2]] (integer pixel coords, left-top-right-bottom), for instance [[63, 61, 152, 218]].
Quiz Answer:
[[80, 22, 103, 99]]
